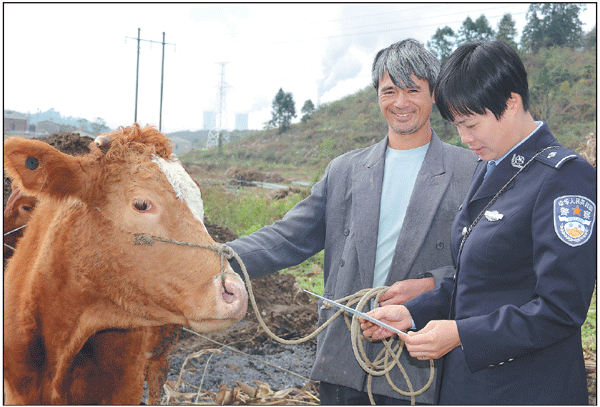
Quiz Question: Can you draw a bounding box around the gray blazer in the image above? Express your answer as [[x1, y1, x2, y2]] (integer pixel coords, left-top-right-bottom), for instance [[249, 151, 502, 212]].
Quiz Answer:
[[227, 131, 477, 403]]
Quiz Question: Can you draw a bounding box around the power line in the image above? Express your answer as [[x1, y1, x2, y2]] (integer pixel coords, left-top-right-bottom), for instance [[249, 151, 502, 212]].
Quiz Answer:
[[210, 5, 528, 47], [272, 11, 528, 45]]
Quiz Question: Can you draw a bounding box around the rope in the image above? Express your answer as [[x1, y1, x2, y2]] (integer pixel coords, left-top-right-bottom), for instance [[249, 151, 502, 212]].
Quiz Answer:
[[4, 224, 27, 236], [4, 225, 27, 252], [5, 213, 432, 403], [135, 232, 434, 405]]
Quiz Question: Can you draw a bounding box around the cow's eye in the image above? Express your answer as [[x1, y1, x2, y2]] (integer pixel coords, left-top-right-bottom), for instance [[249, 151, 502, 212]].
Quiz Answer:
[[133, 199, 152, 212]]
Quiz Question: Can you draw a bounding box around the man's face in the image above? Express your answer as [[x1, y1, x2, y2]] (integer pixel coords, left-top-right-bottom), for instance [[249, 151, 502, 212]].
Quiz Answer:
[[377, 72, 434, 138]]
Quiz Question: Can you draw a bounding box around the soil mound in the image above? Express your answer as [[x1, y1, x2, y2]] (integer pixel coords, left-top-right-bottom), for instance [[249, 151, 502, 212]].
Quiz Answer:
[[225, 166, 285, 183]]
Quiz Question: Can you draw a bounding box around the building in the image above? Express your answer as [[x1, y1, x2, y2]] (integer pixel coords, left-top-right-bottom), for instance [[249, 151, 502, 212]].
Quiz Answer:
[[4, 112, 28, 132], [235, 113, 248, 130]]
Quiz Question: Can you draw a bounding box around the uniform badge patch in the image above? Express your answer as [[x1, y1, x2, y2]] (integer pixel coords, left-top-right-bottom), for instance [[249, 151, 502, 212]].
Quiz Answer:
[[484, 210, 504, 222], [511, 154, 525, 169], [554, 195, 596, 247]]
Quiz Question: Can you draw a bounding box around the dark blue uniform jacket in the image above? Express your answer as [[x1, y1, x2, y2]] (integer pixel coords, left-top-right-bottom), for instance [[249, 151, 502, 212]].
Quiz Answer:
[[405, 123, 596, 404]]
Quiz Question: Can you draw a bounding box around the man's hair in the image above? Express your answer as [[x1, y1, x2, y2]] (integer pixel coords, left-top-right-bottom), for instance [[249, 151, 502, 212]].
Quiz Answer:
[[371, 38, 439, 94], [435, 40, 530, 122]]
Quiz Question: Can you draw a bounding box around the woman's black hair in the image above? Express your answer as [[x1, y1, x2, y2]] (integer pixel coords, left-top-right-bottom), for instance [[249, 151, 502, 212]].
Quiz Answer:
[[435, 41, 530, 122]]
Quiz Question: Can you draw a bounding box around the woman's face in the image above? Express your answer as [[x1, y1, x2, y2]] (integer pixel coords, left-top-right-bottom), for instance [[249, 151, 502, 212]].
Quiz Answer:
[[452, 108, 520, 161]]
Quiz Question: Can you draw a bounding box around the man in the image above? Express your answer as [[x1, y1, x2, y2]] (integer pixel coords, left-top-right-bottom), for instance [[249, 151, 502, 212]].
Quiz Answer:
[[362, 41, 596, 404], [227, 38, 477, 404]]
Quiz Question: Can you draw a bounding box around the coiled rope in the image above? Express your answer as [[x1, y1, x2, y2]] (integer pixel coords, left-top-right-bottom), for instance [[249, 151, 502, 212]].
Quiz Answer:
[[134, 233, 434, 405]]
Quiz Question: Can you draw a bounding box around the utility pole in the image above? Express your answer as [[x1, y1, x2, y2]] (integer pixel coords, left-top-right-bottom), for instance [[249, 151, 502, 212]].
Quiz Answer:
[[134, 28, 140, 124], [126, 29, 175, 130], [159, 32, 166, 132]]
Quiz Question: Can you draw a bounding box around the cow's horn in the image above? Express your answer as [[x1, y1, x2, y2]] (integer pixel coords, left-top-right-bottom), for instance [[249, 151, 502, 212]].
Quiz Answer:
[[94, 135, 113, 151]]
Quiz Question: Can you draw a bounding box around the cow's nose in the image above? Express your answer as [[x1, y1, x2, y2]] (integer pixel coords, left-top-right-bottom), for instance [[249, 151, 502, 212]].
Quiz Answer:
[[220, 271, 247, 305]]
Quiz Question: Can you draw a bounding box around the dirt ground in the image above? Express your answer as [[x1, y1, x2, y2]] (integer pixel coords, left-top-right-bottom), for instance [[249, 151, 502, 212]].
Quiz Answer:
[[167, 208, 321, 402]]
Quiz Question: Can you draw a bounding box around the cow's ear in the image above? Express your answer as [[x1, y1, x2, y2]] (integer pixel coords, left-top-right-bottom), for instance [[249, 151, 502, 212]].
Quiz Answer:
[[4, 138, 94, 200]]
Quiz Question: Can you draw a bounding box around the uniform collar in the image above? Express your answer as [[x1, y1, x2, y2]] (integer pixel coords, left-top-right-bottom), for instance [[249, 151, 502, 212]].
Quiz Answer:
[[489, 121, 543, 167], [471, 122, 555, 202]]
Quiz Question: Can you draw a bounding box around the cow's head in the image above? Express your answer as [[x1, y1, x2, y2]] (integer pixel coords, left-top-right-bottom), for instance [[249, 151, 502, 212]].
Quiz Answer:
[[3, 125, 247, 332], [3, 186, 37, 260]]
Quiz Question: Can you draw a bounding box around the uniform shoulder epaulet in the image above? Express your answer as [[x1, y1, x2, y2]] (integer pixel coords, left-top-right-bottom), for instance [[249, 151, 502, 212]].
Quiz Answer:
[[534, 146, 578, 169]]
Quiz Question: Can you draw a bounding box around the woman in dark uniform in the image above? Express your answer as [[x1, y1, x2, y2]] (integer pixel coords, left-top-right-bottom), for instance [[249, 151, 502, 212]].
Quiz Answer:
[[361, 40, 596, 404]]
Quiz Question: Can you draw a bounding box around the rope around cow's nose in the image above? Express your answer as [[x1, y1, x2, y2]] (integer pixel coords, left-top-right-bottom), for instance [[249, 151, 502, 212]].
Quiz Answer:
[[132, 233, 434, 405]]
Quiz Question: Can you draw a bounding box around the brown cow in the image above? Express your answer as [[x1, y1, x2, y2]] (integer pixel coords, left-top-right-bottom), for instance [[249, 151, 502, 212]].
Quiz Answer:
[[4, 162, 178, 405], [3, 124, 248, 404], [4, 186, 180, 404], [3, 186, 36, 261]]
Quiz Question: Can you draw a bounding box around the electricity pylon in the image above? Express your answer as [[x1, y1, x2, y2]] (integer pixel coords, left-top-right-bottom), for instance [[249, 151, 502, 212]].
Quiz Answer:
[[206, 62, 232, 149]]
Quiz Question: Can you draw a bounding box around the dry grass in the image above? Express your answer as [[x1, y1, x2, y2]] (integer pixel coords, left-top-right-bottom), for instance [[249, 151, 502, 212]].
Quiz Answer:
[[578, 132, 596, 168], [161, 347, 319, 405]]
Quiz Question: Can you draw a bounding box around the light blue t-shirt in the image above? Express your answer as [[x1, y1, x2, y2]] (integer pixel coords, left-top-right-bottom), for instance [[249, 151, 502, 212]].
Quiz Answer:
[[373, 143, 429, 288]]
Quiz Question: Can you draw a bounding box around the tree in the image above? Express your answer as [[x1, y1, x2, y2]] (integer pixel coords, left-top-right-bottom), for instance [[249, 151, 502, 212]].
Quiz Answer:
[[582, 25, 596, 51], [521, 3, 585, 52], [90, 117, 110, 135], [428, 26, 456, 64], [301, 99, 316, 123], [496, 13, 519, 50], [217, 131, 224, 156], [457, 15, 495, 45], [78, 118, 90, 132], [269, 88, 296, 133], [521, 10, 544, 53]]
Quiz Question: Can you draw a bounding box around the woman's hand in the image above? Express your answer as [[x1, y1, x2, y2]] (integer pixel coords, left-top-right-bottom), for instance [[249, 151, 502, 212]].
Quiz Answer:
[[403, 320, 461, 360], [360, 305, 413, 340]]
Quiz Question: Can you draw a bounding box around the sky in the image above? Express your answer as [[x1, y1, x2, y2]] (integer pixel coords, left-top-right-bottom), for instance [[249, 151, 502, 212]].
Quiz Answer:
[[4, 3, 597, 133]]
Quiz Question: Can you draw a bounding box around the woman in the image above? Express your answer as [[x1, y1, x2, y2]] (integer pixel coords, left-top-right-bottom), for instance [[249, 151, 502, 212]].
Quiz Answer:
[[361, 41, 596, 404]]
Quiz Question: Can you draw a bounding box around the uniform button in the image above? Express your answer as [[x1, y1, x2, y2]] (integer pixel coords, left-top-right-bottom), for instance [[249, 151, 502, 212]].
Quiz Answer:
[[488, 364, 495, 368], [453, 274, 456, 281], [339, 259, 345, 267], [507, 358, 514, 362], [462, 227, 468, 236], [498, 362, 505, 366], [343, 228, 350, 236], [436, 242, 444, 250]]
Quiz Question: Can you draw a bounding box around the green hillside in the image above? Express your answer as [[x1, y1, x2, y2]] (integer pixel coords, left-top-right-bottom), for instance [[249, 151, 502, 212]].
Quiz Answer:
[[181, 47, 596, 182]]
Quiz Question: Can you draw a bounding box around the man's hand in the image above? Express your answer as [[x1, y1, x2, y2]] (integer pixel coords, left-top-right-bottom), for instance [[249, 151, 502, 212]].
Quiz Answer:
[[360, 305, 413, 340], [403, 320, 461, 360], [378, 277, 434, 306]]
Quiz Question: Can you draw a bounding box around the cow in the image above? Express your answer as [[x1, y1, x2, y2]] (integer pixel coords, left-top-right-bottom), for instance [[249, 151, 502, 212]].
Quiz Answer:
[[3, 186, 36, 261], [3, 124, 248, 404], [4, 173, 179, 406]]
